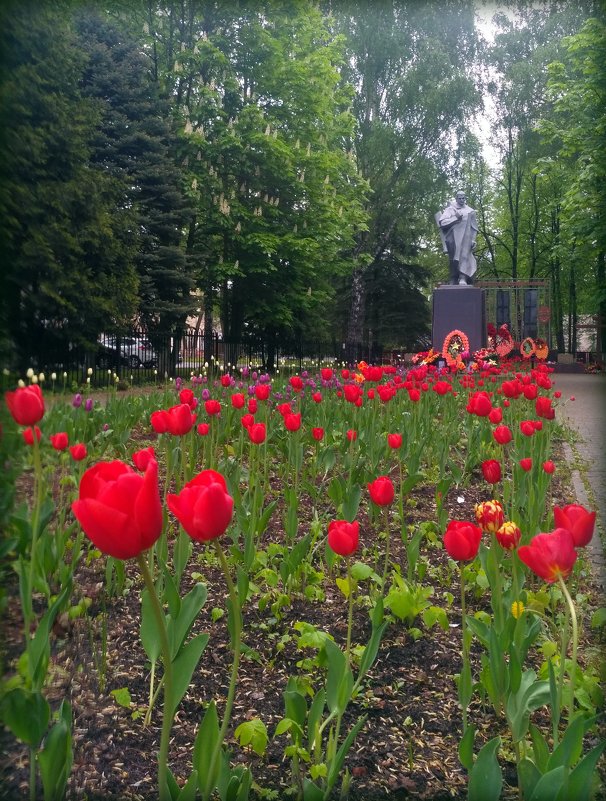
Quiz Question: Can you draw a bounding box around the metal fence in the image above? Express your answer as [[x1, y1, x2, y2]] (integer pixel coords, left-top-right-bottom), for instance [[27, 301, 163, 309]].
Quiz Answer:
[[21, 329, 385, 384]]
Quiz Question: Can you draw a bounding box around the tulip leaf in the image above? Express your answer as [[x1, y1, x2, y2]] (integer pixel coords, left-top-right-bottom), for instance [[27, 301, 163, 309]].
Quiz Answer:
[[327, 476, 344, 507], [166, 767, 180, 801], [324, 639, 353, 715], [29, 580, 72, 687], [357, 619, 387, 683], [468, 735, 502, 801], [529, 724, 550, 773], [342, 485, 361, 523], [177, 770, 198, 801], [162, 564, 181, 619], [561, 740, 606, 801], [458, 724, 475, 772], [548, 713, 597, 772], [169, 633, 209, 718], [173, 529, 192, 591], [140, 589, 161, 663], [506, 671, 551, 743], [38, 701, 72, 801], [0, 688, 50, 746], [517, 757, 541, 800], [401, 473, 424, 495], [255, 500, 278, 536], [194, 701, 221, 798], [327, 713, 367, 792], [307, 690, 326, 753], [302, 778, 324, 801], [169, 582, 208, 660], [527, 766, 566, 801]]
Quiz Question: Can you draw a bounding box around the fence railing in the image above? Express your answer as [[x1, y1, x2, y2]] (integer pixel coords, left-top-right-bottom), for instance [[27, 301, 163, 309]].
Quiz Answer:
[[20, 329, 387, 385]]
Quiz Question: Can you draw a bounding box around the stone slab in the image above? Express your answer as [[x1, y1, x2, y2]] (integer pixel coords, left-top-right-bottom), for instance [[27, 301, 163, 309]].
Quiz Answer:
[[432, 285, 486, 355]]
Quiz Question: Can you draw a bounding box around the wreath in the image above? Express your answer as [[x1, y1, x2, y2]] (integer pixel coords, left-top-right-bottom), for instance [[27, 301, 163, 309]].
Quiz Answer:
[[442, 329, 470, 367], [534, 338, 549, 360], [495, 324, 514, 358], [520, 337, 536, 359]]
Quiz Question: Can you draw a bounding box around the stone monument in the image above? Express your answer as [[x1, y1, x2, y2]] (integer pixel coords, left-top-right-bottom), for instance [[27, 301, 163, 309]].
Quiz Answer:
[[432, 190, 486, 355]]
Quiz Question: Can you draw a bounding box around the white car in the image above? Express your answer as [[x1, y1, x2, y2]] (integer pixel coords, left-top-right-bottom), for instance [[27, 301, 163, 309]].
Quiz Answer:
[[97, 336, 158, 369]]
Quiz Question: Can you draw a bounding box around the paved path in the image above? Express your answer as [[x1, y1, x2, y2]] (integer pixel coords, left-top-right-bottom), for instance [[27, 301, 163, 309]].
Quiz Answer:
[[553, 372, 606, 594]]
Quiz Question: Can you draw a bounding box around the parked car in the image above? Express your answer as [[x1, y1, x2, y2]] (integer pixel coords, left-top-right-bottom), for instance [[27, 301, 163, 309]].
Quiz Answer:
[[96, 336, 158, 369]]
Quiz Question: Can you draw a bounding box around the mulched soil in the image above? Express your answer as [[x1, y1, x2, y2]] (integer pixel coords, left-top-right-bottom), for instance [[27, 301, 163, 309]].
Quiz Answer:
[[1, 436, 605, 801]]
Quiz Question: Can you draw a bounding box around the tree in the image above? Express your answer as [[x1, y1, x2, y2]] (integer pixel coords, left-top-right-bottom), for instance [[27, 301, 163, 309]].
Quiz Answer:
[[0, 2, 139, 368], [327, 0, 482, 351], [75, 8, 194, 347], [537, 13, 606, 356]]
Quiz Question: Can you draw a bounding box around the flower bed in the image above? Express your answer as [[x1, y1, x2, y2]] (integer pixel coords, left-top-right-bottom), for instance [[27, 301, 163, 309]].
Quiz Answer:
[[1, 360, 604, 801]]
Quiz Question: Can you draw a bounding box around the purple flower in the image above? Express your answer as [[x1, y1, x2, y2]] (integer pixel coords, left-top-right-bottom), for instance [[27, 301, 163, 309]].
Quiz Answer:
[[201, 388, 210, 401], [252, 371, 258, 381], [103, 423, 109, 431], [85, 398, 93, 412], [175, 377, 183, 390], [241, 367, 250, 378], [72, 393, 82, 408]]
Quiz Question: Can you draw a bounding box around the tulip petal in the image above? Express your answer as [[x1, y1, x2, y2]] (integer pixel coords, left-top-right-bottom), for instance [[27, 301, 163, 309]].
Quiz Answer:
[[72, 498, 137, 559]]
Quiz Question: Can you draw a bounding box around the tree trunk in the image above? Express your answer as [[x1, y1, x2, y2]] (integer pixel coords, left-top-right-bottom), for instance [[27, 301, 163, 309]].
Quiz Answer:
[[346, 267, 366, 362]]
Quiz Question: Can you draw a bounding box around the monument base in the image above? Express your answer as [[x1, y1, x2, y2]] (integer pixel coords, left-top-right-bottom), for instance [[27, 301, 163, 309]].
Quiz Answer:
[[432, 285, 486, 356]]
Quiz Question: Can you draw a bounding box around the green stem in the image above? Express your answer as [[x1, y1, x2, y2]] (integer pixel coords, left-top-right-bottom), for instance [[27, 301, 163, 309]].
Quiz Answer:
[[558, 575, 578, 722], [202, 540, 242, 801], [460, 568, 469, 731], [26, 431, 44, 637], [345, 559, 354, 670], [137, 555, 173, 801], [380, 507, 391, 590], [29, 746, 36, 801]]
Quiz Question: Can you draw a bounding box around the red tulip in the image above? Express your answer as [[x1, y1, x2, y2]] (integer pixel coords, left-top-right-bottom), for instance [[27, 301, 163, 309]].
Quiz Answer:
[[167, 469, 233, 542], [496, 521, 522, 550], [443, 520, 482, 561], [179, 388, 197, 408], [488, 407, 503, 424], [520, 421, 535, 437], [231, 393, 245, 409], [5, 384, 45, 426], [72, 459, 162, 559], [519, 458, 533, 472], [22, 426, 42, 445], [70, 443, 87, 461], [493, 425, 513, 445], [289, 376, 303, 392], [248, 423, 266, 444], [220, 374, 231, 387], [408, 388, 420, 402], [132, 446, 156, 471], [518, 528, 577, 583], [166, 404, 195, 436], [481, 459, 501, 484], [367, 476, 395, 507], [344, 384, 361, 404], [277, 402, 292, 417], [254, 384, 270, 401], [241, 413, 255, 429], [523, 384, 538, 400], [312, 392, 322, 403], [346, 429, 357, 442], [475, 500, 505, 533], [327, 520, 359, 556], [150, 409, 170, 434], [197, 423, 210, 436], [535, 396, 555, 420], [320, 368, 333, 381], [553, 504, 596, 548], [248, 398, 258, 414], [387, 433, 402, 450], [543, 460, 555, 474], [466, 391, 492, 416], [205, 399, 221, 416], [312, 427, 324, 441], [284, 412, 301, 432], [50, 432, 69, 451], [433, 381, 452, 396]]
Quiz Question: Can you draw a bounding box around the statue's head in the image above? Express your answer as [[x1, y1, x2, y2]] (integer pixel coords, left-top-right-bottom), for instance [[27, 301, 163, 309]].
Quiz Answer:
[[455, 190, 467, 206]]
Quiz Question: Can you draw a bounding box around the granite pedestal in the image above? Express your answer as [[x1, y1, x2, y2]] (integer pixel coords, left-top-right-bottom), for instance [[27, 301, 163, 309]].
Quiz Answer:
[[432, 285, 486, 355]]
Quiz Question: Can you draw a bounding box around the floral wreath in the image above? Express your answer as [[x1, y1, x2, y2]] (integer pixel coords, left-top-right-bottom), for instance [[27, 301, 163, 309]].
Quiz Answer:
[[520, 337, 536, 359], [534, 338, 549, 360], [495, 324, 514, 358], [442, 329, 470, 367]]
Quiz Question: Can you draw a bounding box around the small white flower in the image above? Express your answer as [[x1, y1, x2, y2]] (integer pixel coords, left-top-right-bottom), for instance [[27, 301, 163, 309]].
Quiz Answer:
[[18, 378, 25, 388], [26, 368, 34, 378], [115, 375, 119, 382], [87, 367, 93, 376], [154, 369, 158, 375], [51, 372, 57, 381], [31, 375, 39, 384], [86, 377, 91, 384], [108, 369, 112, 375], [204, 362, 208, 369], [38, 372, 45, 382], [63, 371, 67, 378]]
